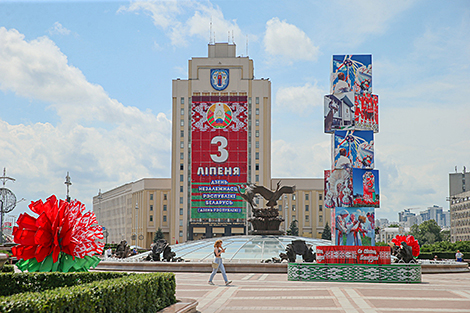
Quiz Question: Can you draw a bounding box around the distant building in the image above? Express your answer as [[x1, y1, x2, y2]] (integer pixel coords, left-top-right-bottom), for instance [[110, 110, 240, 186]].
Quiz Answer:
[[376, 218, 389, 228], [449, 167, 469, 196], [377, 226, 409, 243], [397, 205, 450, 229], [449, 190, 470, 242]]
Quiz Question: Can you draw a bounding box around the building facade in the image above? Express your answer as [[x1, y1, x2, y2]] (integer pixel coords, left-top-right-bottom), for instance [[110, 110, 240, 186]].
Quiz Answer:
[[93, 43, 327, 247], [92, 178, 171, 247], [450, 190, 470, 242], [171, 43, 271, 243]]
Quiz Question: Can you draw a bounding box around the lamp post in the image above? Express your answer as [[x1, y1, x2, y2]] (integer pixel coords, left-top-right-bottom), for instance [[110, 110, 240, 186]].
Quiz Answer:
[[97, 189, 102, 224], [64, 172, 72, 202], [135, 202, 139, 246]]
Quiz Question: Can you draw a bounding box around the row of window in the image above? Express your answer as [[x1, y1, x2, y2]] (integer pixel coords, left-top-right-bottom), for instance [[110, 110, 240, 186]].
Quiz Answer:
[[279, 204, 323, 212], [149, 194, 168, 201]]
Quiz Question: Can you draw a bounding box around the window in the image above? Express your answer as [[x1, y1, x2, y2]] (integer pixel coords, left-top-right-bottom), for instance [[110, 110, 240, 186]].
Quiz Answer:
[[256, 141, 259, 148], [255, 152, 259, 160], [181, 108, 184, 115], [179, 231, 183, 237], [305, 194, 309, 201], [179, 220, 183, 226], [150, 194, 153, 200], [180, 164, 184, 170], [179, 208, 183, 215], [163, 215, 167, 222], [292, 215, 296, 220], [319, 216, 323, 222], [256, 119, 259, 126], [180, 186, 183, 192], [180, 153, 184, 160], [292, 194, 296, 201], [164, 194, 167, 200], [180, 175, 184, 182], [181, 97, 184, 104], [256, 97, 259, 104], [150, 205, 153, 211], [180, 142, 184, 148], [292, 205, 296, 211], [319, 205, 323, 212], [180, 119, 184, 126], [279, 205, 282, 211], [256, 175, 259, 182], [163, 204, 167, 211], [255, 164, 259, 171], [248, 97, 252, 105], [305, 205, 309, 212], [255, 130, 259, 137], [255, 108, 259, 115], [319, 194, 323, 200], [180, 197, 183, 204], [150, 215, 153, 222], [306, 215, 309, 222]]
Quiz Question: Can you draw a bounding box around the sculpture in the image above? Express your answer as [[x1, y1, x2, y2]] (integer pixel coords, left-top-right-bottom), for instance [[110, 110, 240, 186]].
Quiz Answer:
[[392, 241, 416, 263], [115, 240, 131, 259], [238, 181, 295, 235], [146, 239, 180, 262], [284, 240, 315, 263]]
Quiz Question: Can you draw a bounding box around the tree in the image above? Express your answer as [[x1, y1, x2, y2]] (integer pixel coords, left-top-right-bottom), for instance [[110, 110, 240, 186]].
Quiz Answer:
[[286, 220, 299, 236], [388, 224, 400, 228], [321, 222, 331, 240], [440, 230, 450, 242], [409, 219, 442, 245], [153, 228, 164, 243]]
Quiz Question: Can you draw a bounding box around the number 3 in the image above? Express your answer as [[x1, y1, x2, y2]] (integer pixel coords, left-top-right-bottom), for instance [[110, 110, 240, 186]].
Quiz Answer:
[[210, 136, 228, 163]]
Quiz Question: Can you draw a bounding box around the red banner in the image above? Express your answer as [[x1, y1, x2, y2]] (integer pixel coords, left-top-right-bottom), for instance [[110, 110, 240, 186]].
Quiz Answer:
[[316, 245, 391, 264]]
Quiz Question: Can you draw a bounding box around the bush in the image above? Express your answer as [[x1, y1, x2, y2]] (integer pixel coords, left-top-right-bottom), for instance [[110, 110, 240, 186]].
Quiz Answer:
[[0, 272, 129, 297], [0, 265, 14, 273], [0, 272, 176, 312]]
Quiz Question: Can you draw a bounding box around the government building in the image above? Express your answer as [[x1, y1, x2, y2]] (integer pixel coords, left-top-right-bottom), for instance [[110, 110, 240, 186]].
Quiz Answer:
[[93, 43, 329, 247]]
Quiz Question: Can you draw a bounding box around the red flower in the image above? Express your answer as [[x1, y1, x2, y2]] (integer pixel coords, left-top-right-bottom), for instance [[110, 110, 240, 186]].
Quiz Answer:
[[12, 195, 104, 263], [392, 235, 420, 257]]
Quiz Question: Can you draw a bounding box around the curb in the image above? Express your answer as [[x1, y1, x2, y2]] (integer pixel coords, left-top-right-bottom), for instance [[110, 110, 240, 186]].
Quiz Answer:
[[158, 298, 198, 313]]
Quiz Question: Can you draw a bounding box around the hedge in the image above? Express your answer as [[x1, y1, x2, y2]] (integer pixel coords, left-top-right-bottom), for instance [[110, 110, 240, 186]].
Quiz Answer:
[[0, 272, 176, 313], [0, 272, 130, 297], [0, 265, 14, 273], [418, 252, 466, 260]]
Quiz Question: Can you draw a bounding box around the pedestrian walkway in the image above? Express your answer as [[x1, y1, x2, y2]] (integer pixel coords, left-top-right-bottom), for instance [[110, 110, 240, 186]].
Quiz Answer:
[[174, 272, 470, 313]]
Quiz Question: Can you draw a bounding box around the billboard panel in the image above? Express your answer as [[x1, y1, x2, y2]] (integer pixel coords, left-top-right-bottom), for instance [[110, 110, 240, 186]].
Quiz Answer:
[[324, 93, 378, 133], [316, 245, 390, 264], [334, 207, 375, 246], [352, 169, 380, 207], [191, 96, 247, 219], [333, 130, 374, 169], [331, 55, 372, 95], [324, 169, 353, 209]]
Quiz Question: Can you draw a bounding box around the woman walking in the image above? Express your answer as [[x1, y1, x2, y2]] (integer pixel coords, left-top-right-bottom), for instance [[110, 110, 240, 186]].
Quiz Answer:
[[208, 239, 232, 286]]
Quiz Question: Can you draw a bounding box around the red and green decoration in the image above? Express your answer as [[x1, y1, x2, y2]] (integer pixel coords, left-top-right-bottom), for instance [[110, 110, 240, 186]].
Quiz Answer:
[[392, 235, 420, 257], [12, 195, 104, 272]]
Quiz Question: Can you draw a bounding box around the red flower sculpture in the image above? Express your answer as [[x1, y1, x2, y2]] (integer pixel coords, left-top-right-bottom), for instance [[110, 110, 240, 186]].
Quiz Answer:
[[392, 235, 420, 257], [12, 195, 104, 272]]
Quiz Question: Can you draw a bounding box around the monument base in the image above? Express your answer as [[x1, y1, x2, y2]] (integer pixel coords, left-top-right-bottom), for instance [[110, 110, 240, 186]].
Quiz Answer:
[[288, 262, 421, 283]]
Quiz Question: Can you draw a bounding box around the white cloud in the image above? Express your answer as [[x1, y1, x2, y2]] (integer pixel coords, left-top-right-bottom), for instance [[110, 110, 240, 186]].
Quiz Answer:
[[275, 83, 324, 113], [0, 27, 171, 211], [264, 17, 319, 61], [48, 22, 71, 36], [118, 1, 251, 47]]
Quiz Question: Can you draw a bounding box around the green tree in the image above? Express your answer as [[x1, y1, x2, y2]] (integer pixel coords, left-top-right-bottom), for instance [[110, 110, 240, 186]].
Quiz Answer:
[[410, 219, 442, 245], [321, 222, 331, 240], [440, 230, 450, 242], [286, 220, 299, 236], [388, 224, 400, 228], [153, 227, 164, 243]]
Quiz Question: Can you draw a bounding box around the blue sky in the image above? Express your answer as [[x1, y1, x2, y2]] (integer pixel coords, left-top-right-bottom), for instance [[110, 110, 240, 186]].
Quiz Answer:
[[1, 0, 469, 222]]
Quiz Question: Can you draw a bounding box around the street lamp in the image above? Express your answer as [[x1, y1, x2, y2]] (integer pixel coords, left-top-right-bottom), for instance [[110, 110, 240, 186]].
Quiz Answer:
[[135, 202, 139, 246], [64, 172, 72, 202]]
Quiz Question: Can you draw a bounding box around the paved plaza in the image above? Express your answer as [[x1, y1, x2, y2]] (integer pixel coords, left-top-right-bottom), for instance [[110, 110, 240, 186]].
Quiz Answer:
[[174, 272, 470, 313]]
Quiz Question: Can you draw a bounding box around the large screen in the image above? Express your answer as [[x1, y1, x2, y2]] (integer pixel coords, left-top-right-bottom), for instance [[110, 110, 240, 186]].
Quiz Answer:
[[191, 96, 247, 219]]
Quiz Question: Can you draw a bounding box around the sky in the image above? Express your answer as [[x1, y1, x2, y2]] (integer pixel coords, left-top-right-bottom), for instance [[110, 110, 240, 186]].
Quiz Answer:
[[0, 0, 469, 222]]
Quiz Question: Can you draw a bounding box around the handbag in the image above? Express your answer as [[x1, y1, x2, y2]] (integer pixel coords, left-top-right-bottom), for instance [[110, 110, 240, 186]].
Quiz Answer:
[[211, 261, 219, 269]]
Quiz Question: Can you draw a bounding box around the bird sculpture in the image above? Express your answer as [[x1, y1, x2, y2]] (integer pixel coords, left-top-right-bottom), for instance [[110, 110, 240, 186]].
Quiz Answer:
[[238, 181, 295, 209]]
